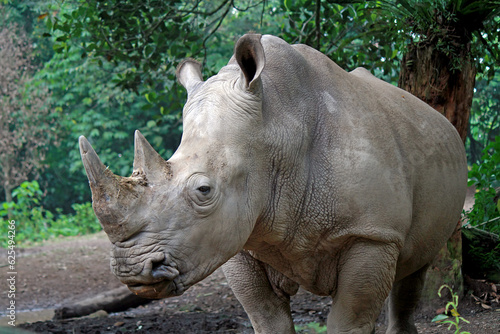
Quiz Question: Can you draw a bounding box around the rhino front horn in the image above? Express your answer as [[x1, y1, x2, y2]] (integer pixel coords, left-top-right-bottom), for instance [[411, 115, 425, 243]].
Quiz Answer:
[[133, 130, 170, 182], [79, 136, 132, 242], [80, 136, 112, 185], [79, 136, 123, 198]]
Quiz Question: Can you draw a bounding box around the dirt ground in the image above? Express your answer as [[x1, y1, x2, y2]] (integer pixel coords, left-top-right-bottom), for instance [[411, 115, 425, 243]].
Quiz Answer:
[[1, 232, 498, 333]]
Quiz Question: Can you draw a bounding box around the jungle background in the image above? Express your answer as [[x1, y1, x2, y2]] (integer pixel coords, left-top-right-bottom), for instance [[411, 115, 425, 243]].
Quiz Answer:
[[0, 0, 499, 331]]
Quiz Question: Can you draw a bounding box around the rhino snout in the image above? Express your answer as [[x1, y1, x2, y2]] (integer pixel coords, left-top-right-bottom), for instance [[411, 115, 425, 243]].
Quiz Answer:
[[110, 251, 179, 288]]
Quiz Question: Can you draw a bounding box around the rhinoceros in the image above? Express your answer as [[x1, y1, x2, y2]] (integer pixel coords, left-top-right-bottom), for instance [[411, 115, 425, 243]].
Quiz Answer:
[[79, 34, 467, 334]]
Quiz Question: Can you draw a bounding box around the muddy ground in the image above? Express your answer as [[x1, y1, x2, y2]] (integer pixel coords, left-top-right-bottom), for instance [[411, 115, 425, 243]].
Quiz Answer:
[[0, 232, 498, 333]]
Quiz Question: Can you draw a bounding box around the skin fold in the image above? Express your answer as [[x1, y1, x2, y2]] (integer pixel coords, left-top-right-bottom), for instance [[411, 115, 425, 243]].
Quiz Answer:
[[79, 34, 468, 334]]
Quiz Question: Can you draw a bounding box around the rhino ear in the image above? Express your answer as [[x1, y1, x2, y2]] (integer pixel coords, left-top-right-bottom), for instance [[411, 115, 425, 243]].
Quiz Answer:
[[235, 34, 265, 92], [176, 58, 203, 94]]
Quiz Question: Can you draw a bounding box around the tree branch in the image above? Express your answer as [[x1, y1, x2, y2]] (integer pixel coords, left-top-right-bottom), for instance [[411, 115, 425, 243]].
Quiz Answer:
[[178, 0, 232, 16], [316, 0, 321, 50], [202, 0, 234, 61]]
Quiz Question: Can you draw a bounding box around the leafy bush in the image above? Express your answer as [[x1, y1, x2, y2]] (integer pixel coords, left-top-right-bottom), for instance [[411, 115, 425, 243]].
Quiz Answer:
[[466, 136, 500, 234], [464, 137, 500, 280], [1, 180, 101, 246]]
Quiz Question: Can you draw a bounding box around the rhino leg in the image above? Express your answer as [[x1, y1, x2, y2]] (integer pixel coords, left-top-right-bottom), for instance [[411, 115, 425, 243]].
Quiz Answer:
[[222, 251, 299, 334], [327, 240, 399, 334], [386, 264, 428, 334]]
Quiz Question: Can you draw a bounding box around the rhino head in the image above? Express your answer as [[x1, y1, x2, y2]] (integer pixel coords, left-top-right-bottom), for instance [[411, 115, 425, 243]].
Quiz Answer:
[[79, 34, 267, 299]]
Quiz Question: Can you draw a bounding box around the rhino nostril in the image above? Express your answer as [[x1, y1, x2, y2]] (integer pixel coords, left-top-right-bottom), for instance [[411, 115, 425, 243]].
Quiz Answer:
[[152, 259, 163, 272], [151, 263, 179, 280]]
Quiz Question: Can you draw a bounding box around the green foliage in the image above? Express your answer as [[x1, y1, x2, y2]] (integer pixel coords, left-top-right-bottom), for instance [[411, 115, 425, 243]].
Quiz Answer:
[[278, 1, 402, 82], [280, 0, 500, 83], [25, 0, 500, 95], [29, 12, 184, 211], [374, 0, 500, 74], [464, 136, 500, 277], [431, 285, 470, 334], [466, 136, 500, 234], [467, 72, 500, 164], [295, 321, 327, 334], [41, 0, 237, 90], [0, 181, 101, 246], [1, 180, 44, 218]]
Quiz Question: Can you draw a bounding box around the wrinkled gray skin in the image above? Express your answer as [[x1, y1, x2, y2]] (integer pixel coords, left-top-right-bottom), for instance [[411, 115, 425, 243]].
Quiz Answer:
[[79, 34, 467, 334]]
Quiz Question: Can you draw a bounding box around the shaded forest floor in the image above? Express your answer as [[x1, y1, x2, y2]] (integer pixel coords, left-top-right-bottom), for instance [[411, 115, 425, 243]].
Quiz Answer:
[[0, 232, 498, 333]]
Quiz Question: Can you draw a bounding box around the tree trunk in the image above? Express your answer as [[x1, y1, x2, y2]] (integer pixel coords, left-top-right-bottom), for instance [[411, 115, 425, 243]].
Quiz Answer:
[[2, 157, 14, 219], [4, 183, 13, 220], [398, 39, 476, 310], [4, 185, 13, 203]]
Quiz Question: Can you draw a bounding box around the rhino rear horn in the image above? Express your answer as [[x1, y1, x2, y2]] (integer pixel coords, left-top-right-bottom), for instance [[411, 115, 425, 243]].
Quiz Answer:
[[133, 130, 169, 182]]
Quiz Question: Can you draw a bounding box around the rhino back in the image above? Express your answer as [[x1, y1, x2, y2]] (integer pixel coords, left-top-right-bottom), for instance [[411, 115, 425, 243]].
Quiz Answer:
[[252, 35, 466, 281]]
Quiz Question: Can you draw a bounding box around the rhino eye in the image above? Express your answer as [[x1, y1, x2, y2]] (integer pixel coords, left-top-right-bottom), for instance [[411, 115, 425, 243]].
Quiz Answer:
[[197, 186, 211, 195]]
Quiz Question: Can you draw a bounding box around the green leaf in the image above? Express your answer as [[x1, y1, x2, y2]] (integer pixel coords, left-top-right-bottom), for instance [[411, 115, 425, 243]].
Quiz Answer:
[[53, 44, 65, 53], [431, 314, 449, 322], [45, 16, 52, 31], [145, 91, 157, 103], [2, 202, 14, 210], [56, 35, 69, 42]]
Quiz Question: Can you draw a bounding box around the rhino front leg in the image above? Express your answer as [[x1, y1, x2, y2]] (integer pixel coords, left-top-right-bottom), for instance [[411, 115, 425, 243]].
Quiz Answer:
[[327, 240, 399, 334], [222, 251, 299, 334]]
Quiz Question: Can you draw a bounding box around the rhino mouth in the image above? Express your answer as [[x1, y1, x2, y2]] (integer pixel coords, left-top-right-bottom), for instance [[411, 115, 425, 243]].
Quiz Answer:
[[127, 279, 183, 299], [115, 257, 185, 299], [125, 263, 186, 299]]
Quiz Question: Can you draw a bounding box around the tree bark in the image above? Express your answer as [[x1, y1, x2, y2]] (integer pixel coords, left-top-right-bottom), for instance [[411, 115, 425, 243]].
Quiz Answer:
[[398, 39, 476, 310]]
